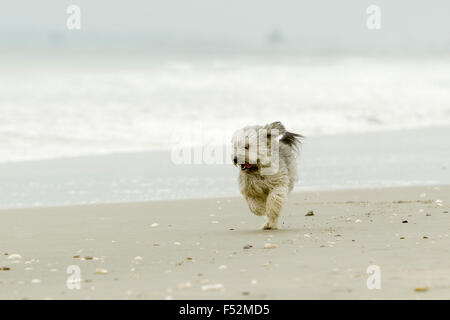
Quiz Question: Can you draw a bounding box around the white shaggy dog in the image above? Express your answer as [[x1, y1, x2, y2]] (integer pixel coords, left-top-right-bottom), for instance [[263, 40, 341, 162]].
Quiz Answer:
[[232, 122, 302, 230]]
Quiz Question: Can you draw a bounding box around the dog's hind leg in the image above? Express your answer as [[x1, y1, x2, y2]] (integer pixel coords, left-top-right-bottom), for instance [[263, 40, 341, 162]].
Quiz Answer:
[[246, 196, 266, 216], [262, 187, 287, 230]]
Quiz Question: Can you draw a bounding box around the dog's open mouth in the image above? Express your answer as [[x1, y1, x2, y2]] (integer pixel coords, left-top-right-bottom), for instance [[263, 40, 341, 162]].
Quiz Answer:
[[240, 163, 258, 171]]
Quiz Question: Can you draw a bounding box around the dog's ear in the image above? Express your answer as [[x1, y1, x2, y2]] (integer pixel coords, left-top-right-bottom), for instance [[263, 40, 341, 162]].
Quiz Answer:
[[264, 121, 286, 138]]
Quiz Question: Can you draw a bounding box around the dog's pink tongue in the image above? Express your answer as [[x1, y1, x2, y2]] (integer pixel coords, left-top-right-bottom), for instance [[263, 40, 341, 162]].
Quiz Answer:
[[244, 163, 253, 169]]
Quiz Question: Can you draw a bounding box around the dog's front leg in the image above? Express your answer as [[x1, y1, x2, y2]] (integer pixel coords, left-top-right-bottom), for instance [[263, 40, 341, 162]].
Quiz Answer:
[[246, 196, 266, 216], [262, 187, 287, 230]]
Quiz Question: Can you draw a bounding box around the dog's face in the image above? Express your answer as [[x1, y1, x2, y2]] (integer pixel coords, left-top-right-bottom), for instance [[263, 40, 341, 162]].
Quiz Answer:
[[231, 124, 280, 174]]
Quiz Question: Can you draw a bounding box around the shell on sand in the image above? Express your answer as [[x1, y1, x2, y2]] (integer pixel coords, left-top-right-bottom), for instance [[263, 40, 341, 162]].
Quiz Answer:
[[201, 283, 224, 291], [95, 268, 108, 275]]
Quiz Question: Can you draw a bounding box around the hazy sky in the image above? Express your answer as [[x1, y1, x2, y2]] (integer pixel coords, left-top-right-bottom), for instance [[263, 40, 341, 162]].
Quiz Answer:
[[1, 0, 450, 53]]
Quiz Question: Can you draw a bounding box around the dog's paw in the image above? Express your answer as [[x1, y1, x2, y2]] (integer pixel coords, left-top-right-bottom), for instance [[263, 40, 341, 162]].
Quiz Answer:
[[262, 221, 278, 230]]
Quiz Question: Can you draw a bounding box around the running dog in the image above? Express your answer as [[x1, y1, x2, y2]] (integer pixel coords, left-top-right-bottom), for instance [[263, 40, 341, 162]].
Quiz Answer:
[[232, 122, 302, 230]]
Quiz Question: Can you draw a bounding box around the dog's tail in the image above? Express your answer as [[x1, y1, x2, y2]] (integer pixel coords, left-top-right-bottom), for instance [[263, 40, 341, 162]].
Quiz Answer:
[[266, 121, 304, 151]]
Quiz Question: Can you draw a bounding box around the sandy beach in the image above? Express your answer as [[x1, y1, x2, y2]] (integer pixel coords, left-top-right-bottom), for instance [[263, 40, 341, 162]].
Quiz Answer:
[[1, 185, 449, 300]]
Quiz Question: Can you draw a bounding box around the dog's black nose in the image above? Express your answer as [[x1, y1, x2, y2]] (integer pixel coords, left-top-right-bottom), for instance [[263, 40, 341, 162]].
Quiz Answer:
[[233, 157, 238, 165]]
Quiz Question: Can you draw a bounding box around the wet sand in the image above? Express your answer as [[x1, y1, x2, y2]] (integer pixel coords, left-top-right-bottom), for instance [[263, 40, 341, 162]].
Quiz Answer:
[[2, 125, 450, 209], [0, 185, 449, 299]]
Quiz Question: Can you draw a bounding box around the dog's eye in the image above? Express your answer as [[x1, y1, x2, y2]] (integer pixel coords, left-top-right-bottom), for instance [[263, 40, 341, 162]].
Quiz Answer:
[[245, 144, 249, 150]]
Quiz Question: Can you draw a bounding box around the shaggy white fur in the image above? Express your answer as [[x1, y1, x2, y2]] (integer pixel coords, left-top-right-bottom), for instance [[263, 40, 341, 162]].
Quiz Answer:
[[232, 122, 302, 230]]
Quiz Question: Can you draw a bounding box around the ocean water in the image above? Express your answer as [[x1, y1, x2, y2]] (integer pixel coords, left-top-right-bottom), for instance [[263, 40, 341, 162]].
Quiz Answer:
[[1, 55, 450, 163]]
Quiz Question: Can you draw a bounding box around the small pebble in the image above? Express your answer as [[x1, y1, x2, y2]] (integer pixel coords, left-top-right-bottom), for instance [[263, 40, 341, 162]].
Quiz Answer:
[[402, 220, 408, 223], [264, 243, 278, 249], [414, 286, 429, 292], [305, 210, 314, 217], [151, 223, 159, 227], [31, 279, 41, 284], [243, 245, 253, 249]]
